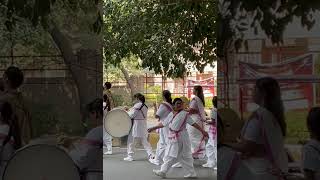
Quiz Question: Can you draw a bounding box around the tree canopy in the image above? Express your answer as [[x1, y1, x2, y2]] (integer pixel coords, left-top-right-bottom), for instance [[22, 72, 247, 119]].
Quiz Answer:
[[1, 0, 102, 33], [1, 0, 104, 131], [2, 0, 320, 75], [104, 0, 216, 78], [218, 0, 320, 57]]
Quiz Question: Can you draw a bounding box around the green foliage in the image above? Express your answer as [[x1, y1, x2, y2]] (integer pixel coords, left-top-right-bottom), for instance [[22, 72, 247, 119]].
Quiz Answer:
[[104, 55, 144, 82], [112, 94, 132, 107], [285, 110, 309, 144], [218, 0, 320, 57], [1, 0, 102, 33], [243, 109, 309, 144], [205, 97, 213, 108], [144, 85, 162, 105], [0, 0, 103, 58], [104, 0, 216, 78]]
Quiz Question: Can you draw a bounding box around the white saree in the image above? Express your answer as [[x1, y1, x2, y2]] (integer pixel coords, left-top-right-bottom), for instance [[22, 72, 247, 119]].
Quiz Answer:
[[218, 107, 288, 180]]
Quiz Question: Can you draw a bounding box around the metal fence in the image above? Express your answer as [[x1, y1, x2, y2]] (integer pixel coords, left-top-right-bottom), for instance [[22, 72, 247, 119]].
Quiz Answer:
[[109, 72, 216, 108]]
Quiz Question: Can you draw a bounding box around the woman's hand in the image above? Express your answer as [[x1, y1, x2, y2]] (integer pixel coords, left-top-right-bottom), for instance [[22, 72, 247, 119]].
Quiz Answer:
[[148, 127, 155, 133]]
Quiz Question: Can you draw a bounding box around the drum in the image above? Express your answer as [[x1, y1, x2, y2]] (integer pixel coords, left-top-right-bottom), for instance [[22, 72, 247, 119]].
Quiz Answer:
[[3, 144, 80, 180], [104, 109, 132, 138], [218, 108, 244, 143]]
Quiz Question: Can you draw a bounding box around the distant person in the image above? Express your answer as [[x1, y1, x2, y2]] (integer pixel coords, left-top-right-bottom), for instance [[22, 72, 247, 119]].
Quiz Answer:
[[103, 82, 115, 155], [152, 90, 173, 166], [148, 98, 209, 179], [103, 82, 115, 111], [0, 102, 22, 176], [187, 85, 206, 159], [302, 107, 320, 180], [69, 98, 103, 171], [124, 93, 155, 163], [0, 66, 32, 145], [203, 96, 217, 169], [220, 77, 288, 180], [103, 94, 113, 155]]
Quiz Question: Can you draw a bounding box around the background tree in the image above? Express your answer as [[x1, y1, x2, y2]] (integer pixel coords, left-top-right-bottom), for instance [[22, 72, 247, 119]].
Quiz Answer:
[[104, 55, 144, 100], [103, 0, 216, 78], [0, 0, 104, 129]]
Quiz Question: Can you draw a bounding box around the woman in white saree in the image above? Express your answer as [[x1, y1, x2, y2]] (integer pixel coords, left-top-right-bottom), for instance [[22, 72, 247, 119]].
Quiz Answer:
[[153, 90, 173, 166], [188, 85, 207, 159], [218, 77, 288, 180]]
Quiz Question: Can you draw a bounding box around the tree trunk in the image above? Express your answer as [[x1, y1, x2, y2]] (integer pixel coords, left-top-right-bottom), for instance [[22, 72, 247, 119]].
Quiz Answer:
[[48, 23, 103, 132], [120, 65, 135, 100]]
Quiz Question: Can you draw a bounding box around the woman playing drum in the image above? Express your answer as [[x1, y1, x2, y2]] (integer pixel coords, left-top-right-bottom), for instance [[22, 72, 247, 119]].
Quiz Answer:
[[124, 93, 155, 163]]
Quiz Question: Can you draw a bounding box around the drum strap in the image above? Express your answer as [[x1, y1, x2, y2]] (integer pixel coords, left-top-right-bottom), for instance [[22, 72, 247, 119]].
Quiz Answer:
[[133, 104, 147, 120]]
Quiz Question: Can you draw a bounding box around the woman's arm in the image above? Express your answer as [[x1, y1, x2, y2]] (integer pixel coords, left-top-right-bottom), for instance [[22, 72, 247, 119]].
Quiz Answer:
[[225, 139, 261, 156], [147, 122, 164, 133], [191, 123, 209, 138]]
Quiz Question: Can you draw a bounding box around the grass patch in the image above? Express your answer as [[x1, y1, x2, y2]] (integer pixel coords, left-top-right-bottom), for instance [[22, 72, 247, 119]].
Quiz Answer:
[[238, 110, 309, 144], [285, 110, 309, 144]]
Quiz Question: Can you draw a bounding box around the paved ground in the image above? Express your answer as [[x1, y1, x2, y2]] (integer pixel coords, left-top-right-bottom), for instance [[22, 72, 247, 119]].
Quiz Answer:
[[103, 148, 216, 180]]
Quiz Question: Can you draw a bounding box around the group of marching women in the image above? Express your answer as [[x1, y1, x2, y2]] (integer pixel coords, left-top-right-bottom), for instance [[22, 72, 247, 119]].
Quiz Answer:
[[149, 88, 216, 179], [103, 83, 217, 179]]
